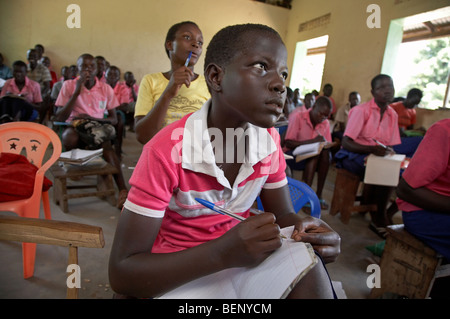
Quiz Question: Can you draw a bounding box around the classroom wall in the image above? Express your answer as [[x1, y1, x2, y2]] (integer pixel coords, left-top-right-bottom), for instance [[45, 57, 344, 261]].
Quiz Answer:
[[1, 0, 448, 122], [285, 0, 450, 107], [0, 0, 289, 83]]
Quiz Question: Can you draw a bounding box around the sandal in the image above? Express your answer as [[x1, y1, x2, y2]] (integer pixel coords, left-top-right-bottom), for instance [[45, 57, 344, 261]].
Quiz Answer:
[[319, 199, 329, 210], [369, 222, 388, 239], [117, 189, 128, 210]]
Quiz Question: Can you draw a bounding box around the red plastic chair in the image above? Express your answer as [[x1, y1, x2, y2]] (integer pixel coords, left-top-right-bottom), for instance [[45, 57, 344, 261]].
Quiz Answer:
[[0, 122, 62, 278]]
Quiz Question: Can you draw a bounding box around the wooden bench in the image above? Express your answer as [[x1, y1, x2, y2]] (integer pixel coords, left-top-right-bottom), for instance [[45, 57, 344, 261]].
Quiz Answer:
[[329, 168, 377, 223], [49, 160, 118, 213], [370, 224, 450, 299], [0, 215, 105, 299]]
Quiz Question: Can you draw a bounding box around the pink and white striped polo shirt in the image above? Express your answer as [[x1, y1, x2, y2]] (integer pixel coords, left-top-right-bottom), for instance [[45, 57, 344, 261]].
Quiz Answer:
[[124, 100, 287, 253]]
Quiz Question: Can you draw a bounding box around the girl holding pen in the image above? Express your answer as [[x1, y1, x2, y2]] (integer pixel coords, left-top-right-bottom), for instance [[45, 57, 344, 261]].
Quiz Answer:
[[134, 21, 210, 144], [109, 24, 340, 299]]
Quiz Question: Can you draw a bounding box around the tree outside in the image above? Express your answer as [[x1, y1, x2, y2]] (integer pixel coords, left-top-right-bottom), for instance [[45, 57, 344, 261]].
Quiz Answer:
[[394, 37, 450, 109]]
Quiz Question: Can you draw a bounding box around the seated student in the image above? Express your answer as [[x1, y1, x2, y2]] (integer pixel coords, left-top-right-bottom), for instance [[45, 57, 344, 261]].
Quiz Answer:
[[105, 65, 127, 159], [390, 88, 425, 159], [283, 96, 333, 209], [390, 88, 422, 133], [396, 118, 450, 262], [95, 56, 108, 83], [109, 23, 340, 299], [332, 91, 360, 142], [42, 56, 58, 88], [34, 44, 45, 64], [335, 74, 401, 237], [27, 48, 52, 123], [0, 60, 42, 122], [51, 65, 76, 103], [293, 88, 303, 107], [0, 53, 13, 82], [117, 71, 139, 132], [291, 92, 315, 117], [134, 21, 211, 144], [54, 53, 128, 209], [321, 83, 336, 119]]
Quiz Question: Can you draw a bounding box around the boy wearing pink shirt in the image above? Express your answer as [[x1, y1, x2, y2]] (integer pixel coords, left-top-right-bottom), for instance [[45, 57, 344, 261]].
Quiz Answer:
[[54, 53, 128, 209], [335, 74, 401, 236], [0, 60, 42, 122], [284, 96, 333, 209]]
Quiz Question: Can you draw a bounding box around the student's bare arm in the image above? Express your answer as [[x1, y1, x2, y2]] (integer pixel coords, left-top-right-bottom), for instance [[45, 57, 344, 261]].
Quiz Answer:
[[135, 67, 194, 144], [342, 136, 388, 156], [259, 185, 341, 263], [108, 208, 282, 298], [54, 76, 85, 122], [396, 178, 450, 214]]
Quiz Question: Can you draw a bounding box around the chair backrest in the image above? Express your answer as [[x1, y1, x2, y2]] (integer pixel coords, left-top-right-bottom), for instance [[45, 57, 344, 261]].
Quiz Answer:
[[0, 121, 62, 170], [256, 176, 321, 218], [286, 177, 321, 218]]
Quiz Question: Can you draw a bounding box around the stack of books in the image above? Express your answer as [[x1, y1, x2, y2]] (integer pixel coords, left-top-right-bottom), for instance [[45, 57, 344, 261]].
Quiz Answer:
[[58, 148, 103, 166]]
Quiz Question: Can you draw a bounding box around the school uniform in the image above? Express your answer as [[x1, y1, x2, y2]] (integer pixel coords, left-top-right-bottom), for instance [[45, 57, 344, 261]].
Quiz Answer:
[[1, 77, 42, 104], [55, 77, 119, 122], [390, 101, 416, 130], [124, 100, 287, 253], [335, 98, 401, 178], [0, 77, 42, 121], [283, 108, 331, 170], [397, 119, 450, 261]]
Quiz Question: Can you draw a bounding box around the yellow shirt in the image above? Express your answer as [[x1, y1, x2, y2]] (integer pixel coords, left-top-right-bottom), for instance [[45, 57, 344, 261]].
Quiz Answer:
[[134, 72, 210, 126]]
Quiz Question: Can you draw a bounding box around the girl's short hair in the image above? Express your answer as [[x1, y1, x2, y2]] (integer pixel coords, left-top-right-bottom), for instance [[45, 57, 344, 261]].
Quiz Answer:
[[165, 21, 199, 58], [204, 23, 282, 72]]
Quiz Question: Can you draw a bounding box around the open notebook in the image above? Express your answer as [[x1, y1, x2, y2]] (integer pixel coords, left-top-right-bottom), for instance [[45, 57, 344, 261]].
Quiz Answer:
[[158, 226, 318, 299], [58, 148, 103, 165]]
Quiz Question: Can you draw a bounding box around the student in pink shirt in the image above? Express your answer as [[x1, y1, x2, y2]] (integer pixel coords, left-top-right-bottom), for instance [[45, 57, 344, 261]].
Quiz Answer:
[[284, 96, 333, 209], [0, 60, 42, 122], [109, 24, 340, 299], [54, 53, 128, 209], [396, 118, 450, 261], [335, 74, 401, 236]]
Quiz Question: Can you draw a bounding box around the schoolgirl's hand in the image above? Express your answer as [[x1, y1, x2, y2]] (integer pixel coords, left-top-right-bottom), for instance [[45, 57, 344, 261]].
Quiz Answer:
[[167, 66, 195, 94], [291, 216, 341, 263], [216, 213, 283, 269]]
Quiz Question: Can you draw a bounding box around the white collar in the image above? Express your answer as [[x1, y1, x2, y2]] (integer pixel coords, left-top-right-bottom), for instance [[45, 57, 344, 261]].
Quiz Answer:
[[182, 100, 278, 189]]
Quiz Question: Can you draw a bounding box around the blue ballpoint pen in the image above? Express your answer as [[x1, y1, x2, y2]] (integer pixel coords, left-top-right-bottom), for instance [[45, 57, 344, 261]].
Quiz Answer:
[[184, 51, 192, 67], [195, 198, 245, 221], [195, 198, 287, 238]]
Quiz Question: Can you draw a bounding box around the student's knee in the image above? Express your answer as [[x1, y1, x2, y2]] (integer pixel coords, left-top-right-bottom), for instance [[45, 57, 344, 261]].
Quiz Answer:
[[61, 127, 79, 151], [287, 262, 334, 299]]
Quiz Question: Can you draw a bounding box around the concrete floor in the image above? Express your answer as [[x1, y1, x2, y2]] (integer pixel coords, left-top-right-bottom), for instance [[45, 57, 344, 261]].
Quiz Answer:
[[0, 129, 401, 299]]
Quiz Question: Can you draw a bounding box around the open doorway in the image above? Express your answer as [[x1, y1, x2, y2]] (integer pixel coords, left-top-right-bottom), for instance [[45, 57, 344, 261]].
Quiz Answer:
[[289, 35, 328, 98], [383, 6, 450, 109]]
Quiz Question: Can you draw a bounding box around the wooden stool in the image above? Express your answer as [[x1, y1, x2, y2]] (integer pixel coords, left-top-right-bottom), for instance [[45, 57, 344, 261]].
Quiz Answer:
[[49, 159, 118, 213], [370, 224, 450, 299], [329, 168, 376, 223]]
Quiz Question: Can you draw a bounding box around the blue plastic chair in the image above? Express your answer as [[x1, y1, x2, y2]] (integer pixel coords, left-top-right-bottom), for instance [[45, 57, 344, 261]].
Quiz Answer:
[[257, 176, 321, 218]]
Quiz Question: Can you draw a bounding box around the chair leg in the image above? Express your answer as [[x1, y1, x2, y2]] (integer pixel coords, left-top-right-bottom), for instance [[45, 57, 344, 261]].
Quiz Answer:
[[22, 242, 37, 279], [42, 191, 52, 220]]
